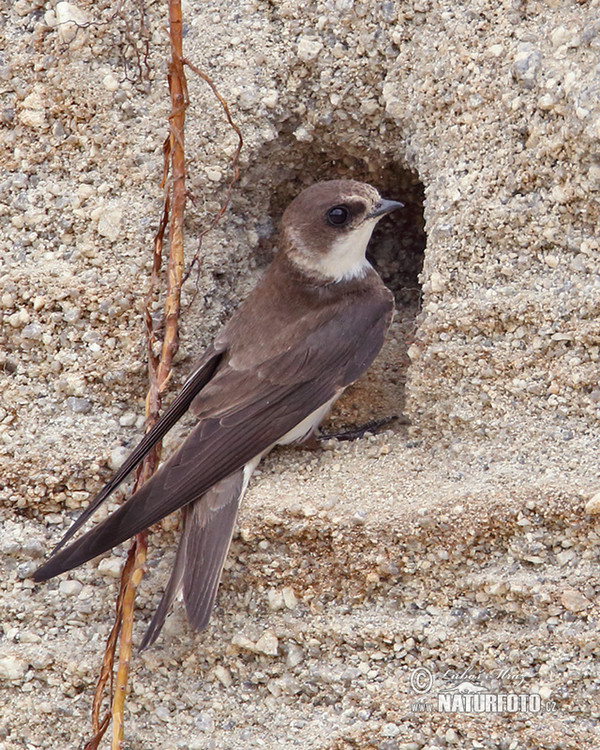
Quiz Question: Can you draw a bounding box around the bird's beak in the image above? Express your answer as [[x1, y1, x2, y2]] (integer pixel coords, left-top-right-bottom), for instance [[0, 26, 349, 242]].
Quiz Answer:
[[367, 198, 404, 219]]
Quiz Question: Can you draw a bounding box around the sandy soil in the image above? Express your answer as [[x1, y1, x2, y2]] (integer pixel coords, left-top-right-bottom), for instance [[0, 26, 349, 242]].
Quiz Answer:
[[1, 1, 599, 749]]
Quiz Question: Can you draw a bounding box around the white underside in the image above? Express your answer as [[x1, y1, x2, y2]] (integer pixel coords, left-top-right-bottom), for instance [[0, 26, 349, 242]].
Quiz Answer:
[[276, 395, 339, 445], [238, 394, 340, 491]]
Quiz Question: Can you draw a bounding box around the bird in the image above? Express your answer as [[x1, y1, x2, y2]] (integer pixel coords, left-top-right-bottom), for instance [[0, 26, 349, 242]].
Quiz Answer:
[[33, 179, 402, 648]]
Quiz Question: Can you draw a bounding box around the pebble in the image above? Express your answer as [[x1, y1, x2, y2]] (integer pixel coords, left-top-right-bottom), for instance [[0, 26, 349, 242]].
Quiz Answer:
[[119, 412, 138, 427], [8, 310, 29, 328], [231, 634, 256, 652], [382, 722, 400, 738], [95, 203, 123, 241], [21, 323, 42, 340], [205, 168, 223, 182], [66, 397, 92, 414], [195, 713, 215, 732], [561, 589, 591, 612], [106, 446, 129, 472], [0, 655, 27, 682], [286, 643, 304, 668], [255, 631, 279, 656], [282, 586, 298, 610], [55, 2, 89, 45], [154, 706, 171, 723], [584, 491, 600, 514], [512, 43, 542, 88], [297, 37, 323, 62], [59, 579, 83, 597], [213, 665, 232, 687], [19, 91, 46, 129], [267, 588, 284, 611], [102, 73, 120, 92], [539, 684, 553, 700], [96, 557, 123, 578]]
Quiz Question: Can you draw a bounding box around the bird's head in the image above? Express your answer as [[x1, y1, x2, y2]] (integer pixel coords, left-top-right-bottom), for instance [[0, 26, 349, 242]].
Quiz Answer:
[[280, 179, 403, 283]]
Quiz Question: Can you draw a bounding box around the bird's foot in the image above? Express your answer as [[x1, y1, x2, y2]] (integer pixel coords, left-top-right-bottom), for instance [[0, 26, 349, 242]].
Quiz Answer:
[[319, 414, 399, 442], [302, 414, 410, 450]]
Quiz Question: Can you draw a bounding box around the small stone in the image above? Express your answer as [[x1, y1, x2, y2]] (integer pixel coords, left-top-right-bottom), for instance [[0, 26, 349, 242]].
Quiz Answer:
[[267, 588, 284, 611], [66, 397, 92, 414], [302, 503, 318, 518], [63, 306, 81, 323], [286, 643, 304, 668], [55, 2, 89, 45], [551, 26, 572, 47], [195, 713, 215, 732], [361, 99, 379, 115], [282, 586, 298, 610], [19, 91, 46, 129], [17, 562, 37, 579], [96, 203, 123, 241], [213, 665, 232, 687], [262, 91, 278, 108], [561, 589, 591, 612], [97, 557, 123, 578], [297, 37, 323, 62], [205, 168, 222, 182], [382, 722, 400, 737], [21, 323, 43, 340], [109, 446, 129, 471], [445, 728, 459, 744], [538, 93, 555, 110], [293, 125, 313, 143], [584, 491, 600, 514], [0, 655, 27, 682], [8, 310, 30, 328], [512, 43, 542, 89], [19, 108, 46, 129], [119, 412, 137, 427], [429, 271, 446, 292], [59, 579, 83, 597], [255, 631, 279, 656], [154, 706, 171, 722], [230, 634, 256, 652], [102, 73, 120, 92], [19, 631, 41, 644]]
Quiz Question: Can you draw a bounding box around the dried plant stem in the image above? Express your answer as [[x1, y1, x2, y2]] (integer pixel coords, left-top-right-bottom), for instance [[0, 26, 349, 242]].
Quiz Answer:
[[85, 1, 187, 747], [83, 0, 244, 745], [108, 2, 187, 749], [110, 535, 147, 748]]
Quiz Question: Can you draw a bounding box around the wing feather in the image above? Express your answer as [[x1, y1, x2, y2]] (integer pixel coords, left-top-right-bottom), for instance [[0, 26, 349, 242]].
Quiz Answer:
[[33, 288, 393, 582]]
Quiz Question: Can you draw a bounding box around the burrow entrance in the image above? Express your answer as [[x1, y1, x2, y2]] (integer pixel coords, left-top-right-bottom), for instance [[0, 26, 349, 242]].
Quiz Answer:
[[244, 141, 427, 431]]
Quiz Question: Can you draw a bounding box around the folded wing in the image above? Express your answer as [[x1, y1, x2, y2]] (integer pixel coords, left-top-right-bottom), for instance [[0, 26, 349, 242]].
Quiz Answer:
[[33, 287, 392, 582]]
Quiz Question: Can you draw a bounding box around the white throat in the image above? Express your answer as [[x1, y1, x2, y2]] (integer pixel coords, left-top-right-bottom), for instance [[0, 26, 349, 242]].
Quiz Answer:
[[316, 217, 379, 282]]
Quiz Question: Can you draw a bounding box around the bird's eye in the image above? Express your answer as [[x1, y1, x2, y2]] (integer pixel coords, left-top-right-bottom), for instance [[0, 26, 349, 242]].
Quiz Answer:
[[326, 205, 350, 227]]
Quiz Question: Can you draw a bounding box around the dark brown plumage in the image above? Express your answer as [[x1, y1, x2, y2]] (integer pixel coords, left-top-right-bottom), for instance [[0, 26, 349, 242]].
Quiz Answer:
[[33, 179, 401, 647]]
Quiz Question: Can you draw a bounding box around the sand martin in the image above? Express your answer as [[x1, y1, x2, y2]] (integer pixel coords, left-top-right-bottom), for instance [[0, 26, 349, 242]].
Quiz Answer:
[[33, 179, 402, 647]]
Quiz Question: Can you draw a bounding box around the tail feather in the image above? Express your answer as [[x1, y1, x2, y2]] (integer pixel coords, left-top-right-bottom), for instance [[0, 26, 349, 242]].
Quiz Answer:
[[139, 469, 245, 649]]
